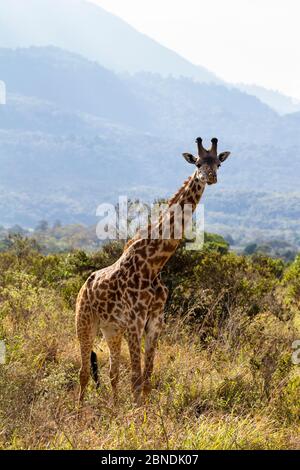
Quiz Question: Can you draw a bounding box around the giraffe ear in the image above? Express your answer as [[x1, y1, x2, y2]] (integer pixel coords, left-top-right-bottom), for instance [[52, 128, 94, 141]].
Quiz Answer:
[[218, 151, 231, 162], [182, 153, 197, 164]]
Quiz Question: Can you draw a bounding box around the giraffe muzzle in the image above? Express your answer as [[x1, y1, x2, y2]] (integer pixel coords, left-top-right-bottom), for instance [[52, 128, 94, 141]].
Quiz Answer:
[[207, 175, 217, 185]]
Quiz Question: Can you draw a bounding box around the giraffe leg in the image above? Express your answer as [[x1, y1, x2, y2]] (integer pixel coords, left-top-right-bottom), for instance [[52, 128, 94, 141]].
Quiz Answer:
[[143, 314, 164, 398], [127, 332, 143, 406], [143, 282, 168, 398], [102, 329, 123, 405], [78, 341, 92, 404], [76, 309, 98, 405]]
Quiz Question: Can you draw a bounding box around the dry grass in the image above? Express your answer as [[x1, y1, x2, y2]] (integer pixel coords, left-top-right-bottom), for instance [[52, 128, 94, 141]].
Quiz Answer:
[[0, 284, 299, 450]]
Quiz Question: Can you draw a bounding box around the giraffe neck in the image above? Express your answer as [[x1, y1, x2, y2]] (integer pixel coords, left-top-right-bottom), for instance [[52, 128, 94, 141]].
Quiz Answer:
[[171, 169, 205, 212], [126, 170, 206, 278]]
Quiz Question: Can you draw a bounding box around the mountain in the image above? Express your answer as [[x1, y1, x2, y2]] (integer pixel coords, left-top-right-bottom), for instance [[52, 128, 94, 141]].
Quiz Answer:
[[2, 0, 299, 116], [282, 110, 300, 127], [0, 47, 148, 130], [0, 47, 284, 144], [125, 73, 282, 146], [0, 0, 219, 84], [237, 84, 300, 115], [0, 45, 300, 248]]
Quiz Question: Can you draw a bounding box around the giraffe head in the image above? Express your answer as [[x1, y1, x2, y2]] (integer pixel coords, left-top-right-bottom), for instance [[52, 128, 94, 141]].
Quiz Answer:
[[182, 137, 231, 185]]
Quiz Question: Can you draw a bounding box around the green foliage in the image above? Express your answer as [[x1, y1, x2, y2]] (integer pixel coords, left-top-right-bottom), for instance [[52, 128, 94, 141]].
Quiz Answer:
[[279, 375, 300, 423], [204, 232, 229, 254], [244, 240, 298, 262], [166, 249, 288, 341], [283, 254, 300, 308], [0, 235, 299, 449]]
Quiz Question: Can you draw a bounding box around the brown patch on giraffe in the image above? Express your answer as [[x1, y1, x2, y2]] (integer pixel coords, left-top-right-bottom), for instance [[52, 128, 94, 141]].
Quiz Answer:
[[140, 264, 150, 279], [149, 255, 169, 267], [107, 302, 115, 313], [141, 279, 151, 290], [98, 291, 107, 301], [139, 291, 153, 304], [87, 273, 96, 285], [109, 291, 117, 302], [132, 273, 140, 286], [162, 240, 177, 252], [133, 255, 144, 269]]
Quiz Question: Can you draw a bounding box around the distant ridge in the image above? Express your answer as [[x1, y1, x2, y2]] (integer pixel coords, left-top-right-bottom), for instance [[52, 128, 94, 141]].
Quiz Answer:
[[236, 83, 300, 115], [0, 0, 220, 83], [1, 0, 299, 113], [0, 45, 300, 245]]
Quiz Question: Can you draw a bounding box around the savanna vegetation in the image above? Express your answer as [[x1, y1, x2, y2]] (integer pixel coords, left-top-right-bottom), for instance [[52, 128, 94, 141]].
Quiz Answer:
[[0, 233, 299, 450], [1, 221, 298, 262]]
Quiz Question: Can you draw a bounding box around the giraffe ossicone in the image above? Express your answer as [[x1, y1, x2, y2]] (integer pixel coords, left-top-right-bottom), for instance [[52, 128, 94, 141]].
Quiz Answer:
[[76, 137, 231, 406]]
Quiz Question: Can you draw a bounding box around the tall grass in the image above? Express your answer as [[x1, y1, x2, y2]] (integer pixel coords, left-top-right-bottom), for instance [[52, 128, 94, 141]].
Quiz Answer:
[[0, 241, 299, 449]]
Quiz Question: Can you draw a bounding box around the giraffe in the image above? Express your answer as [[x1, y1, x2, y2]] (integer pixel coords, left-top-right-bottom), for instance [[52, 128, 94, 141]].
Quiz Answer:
[[76, 137, 231, 406]]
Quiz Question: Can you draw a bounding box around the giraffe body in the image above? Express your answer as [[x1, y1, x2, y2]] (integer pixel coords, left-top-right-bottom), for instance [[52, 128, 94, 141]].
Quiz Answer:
[[76, 248, 169, 404], [76, 137, 231, 405]]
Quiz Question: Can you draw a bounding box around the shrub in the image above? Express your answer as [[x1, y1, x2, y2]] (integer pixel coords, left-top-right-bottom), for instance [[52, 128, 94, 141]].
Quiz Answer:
[[283, 254, 300, 308]]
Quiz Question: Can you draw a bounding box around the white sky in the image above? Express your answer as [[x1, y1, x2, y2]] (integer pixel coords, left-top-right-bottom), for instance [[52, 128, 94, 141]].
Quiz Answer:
[[88, 0, 300, 100]]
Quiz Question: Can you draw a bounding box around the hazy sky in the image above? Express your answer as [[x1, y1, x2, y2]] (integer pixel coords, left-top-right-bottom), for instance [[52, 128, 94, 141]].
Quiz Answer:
[[89, 0, 300, 100]]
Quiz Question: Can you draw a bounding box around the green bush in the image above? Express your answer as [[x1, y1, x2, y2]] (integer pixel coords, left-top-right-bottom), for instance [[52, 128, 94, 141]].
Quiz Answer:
[[0, 234, 299, 450], [165, 250, 286, 342], [283, 254, 300, 308]]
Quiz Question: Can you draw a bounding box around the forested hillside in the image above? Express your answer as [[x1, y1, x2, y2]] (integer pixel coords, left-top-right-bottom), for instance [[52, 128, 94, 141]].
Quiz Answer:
[[0, 47, 299, 248], [0, 0, 219, 82]]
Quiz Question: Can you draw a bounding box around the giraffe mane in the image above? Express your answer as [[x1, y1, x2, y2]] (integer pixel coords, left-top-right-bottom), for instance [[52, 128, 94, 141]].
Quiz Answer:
[[123, 176, 192, 252]]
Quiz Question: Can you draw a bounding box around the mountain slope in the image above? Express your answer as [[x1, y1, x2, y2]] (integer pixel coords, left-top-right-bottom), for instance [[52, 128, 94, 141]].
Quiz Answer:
[[0, 0, 219, 83], [2, 0, 299, 114], [0, 46, 300, 247], [2, 46, 289, 146], [3, 46, 299, 186], [126, 73, 281, 145], [237, 84, 300, 115], [0, 47, 148, 129]]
